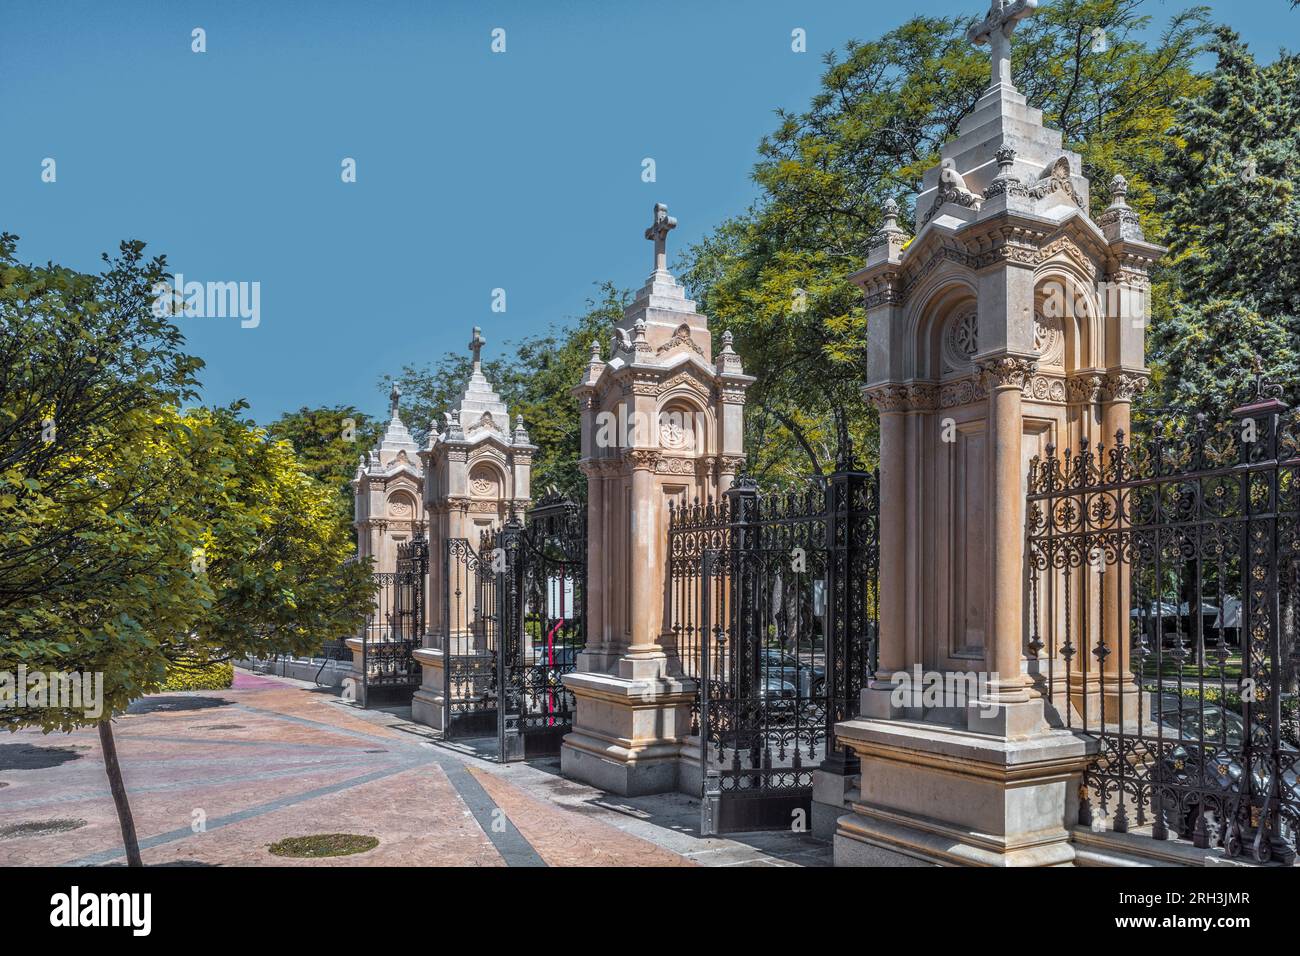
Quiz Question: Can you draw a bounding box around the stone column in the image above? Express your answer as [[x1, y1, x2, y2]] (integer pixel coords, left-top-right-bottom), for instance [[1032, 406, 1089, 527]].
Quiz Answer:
[[1098, 372, 1146, 724], [581, 461, 608, 663], [980, 355, 1036, 709], [861, 388, 909, 717], [561, 203, 752, 796], [621, 450, 663, 674]]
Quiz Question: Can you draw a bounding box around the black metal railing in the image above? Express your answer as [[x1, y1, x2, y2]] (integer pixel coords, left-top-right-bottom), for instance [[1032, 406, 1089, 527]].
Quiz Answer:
[[444, 493, 587, 757], [359, 537, 427, 699], [668, 465, 879, 832], [1026, 383, 1299, 863]]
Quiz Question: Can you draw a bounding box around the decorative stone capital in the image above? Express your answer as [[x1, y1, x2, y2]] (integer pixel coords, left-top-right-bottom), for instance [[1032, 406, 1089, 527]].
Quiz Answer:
[[977, 356, 1038, 390], [1065, 372, 1105, 405], [1101, 371, 1149, 404], [864, 383, 911, 413], [905, 383, 939, 412], [626, 449, 661, 472]]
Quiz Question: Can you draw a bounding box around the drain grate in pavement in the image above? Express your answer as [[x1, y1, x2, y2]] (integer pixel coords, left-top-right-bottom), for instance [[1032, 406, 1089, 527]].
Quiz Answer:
[[197, 724, 246, 731], [0, 818, 87, 840]]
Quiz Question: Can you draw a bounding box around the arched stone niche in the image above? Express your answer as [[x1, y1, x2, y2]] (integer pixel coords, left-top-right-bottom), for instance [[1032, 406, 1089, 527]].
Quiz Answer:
[[855, 201, 1160, 720]]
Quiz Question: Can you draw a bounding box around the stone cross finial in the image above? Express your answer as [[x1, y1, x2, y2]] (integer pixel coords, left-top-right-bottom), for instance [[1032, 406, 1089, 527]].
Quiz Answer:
[[389, 382, 401, 419], [645, 202, 678, 273], [968, 0, 1038, 91], [468, 326, 485, 372]]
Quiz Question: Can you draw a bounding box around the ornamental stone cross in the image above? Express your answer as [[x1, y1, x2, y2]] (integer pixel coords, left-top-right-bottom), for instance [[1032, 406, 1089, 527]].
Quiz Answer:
[[967, 0, 1038, 90], [644, 202, 677, 273], [468, 325, 485, 372]]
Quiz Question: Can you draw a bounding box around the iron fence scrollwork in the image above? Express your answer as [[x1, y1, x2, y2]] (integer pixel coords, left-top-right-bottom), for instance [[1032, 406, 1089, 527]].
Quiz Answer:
[[671, 465, 880, 834], [1026, 383, 1299, 863]]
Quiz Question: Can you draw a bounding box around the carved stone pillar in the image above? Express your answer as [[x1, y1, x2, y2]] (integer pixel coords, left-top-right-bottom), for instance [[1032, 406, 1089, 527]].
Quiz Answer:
[[979, 355, 1037, 708], [561, 204, 753, 796], [407, 329, 536, 730]]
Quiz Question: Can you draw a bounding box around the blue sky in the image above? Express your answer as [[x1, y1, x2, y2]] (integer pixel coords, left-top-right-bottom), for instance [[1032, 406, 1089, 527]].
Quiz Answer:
[[3, 0, 1297, 425]]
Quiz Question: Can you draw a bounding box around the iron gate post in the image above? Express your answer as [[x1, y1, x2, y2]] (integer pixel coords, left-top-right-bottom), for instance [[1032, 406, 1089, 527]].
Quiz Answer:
[[699, 548, 720, 836], [1231, 386, 1295, 862], [498, 515, 526, 763], [725, 477, 761, 783], [820, 465, 869, 777]]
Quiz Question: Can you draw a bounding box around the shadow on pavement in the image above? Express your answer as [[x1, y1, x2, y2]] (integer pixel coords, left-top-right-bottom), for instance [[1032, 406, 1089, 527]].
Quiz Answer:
[[0, 743, 87, 771]]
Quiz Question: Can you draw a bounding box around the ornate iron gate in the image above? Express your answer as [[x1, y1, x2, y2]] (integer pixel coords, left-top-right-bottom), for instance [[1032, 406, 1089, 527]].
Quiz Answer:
[[360, 537, 427, 700], [443, 536, 500, 738], [444, 493, 587, 761], [670, 466, 880, 833], [1026, 383, 1298, 862], [497, 493, 587, 761]]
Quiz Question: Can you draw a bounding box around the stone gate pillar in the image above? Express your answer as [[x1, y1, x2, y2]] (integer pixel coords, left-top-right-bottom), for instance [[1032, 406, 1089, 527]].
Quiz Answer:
[[561, 203, 752, 795], [833, 0, 1164, 866], [409, 328, 536, 729], [346, 386, 426, 704]]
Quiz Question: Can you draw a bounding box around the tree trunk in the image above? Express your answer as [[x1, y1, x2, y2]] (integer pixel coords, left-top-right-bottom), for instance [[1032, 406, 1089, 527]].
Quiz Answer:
[[98, 718, 143, 867]]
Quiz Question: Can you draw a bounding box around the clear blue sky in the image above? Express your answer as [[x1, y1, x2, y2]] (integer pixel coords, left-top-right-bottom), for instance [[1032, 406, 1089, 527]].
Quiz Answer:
[[3, 0, 1296, 425]]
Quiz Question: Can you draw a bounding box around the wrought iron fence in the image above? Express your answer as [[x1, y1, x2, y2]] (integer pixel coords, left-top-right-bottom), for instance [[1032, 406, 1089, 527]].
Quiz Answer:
[[668, 466, 880, 833], [359, 537, 427, 698], [1026, 384, 1299, 863], [443, 493, 587, 758], [443, 534, 500, 738]]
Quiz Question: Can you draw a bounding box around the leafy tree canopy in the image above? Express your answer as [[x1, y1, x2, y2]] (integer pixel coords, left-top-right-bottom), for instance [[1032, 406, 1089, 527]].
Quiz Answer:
[[1147, 28, 1300, 418], [679, 0, 1210, 479], [267, 404, 383, 542]]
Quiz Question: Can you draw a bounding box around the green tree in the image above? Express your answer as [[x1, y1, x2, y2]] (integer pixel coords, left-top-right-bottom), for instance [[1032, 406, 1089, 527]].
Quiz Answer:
[[1146, 28, 1300, 418], [267, 405, 383, 542], [0, 236, 374, 866], [680, 1, 1210, 480], [384, 283, 626, 497]]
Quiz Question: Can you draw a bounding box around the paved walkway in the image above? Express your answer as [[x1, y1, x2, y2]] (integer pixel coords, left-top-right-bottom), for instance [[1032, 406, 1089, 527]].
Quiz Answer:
[[0, 669, 830, 867]]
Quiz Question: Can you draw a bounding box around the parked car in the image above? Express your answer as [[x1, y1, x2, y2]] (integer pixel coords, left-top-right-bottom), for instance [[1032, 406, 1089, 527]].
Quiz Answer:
[[753, 649, 826, 698], [1153, 694, 1297, 853]]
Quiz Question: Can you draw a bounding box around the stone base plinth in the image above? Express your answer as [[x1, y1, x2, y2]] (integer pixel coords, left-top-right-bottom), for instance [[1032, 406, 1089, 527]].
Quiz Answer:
[[1071, 825, 1299, 867], [560, 669, 696, 796], [832, 707, 1097, 867], [410, 646, 446, 731], [811, 769, 860, 843], [344, 638, 367, 706]]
